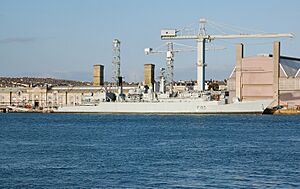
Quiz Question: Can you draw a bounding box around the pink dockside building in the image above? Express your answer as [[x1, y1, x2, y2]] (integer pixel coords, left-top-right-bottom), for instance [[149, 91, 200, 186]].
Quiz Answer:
[[228, 41, 300, 108]]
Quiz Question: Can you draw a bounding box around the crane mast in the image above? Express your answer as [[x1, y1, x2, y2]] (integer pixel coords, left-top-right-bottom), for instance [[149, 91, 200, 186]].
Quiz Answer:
[[145, 42, 194, 92], [161, 18, 294, 91]]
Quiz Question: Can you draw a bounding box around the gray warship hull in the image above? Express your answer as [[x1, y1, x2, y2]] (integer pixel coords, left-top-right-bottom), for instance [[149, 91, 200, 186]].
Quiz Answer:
[[55, 99, 272, 114]]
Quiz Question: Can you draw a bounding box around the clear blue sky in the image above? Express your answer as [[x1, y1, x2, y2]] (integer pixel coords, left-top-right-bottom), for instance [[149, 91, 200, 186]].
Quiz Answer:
[[0, 0, 299, 82]]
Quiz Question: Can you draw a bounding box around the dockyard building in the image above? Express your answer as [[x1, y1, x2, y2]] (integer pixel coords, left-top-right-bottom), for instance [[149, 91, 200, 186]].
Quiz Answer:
[[228, 41, 300, 108]]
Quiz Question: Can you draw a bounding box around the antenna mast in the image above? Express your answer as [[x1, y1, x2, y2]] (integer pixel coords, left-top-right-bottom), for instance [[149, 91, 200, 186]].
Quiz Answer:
[[166, 42, 174, 89], [112, 39, 121, 84]]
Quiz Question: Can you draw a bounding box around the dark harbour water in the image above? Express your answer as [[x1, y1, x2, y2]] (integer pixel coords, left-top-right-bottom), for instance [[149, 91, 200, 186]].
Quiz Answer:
[[0, 114, 300, 188]]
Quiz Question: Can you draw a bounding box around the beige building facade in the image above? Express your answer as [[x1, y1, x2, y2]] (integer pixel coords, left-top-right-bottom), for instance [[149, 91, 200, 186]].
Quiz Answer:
[[0, 87, 48, 108], [0, 86, 138, 109]]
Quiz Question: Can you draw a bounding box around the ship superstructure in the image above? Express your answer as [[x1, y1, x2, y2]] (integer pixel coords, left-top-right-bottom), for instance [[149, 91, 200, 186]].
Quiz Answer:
[[55, 88, 273, 114]]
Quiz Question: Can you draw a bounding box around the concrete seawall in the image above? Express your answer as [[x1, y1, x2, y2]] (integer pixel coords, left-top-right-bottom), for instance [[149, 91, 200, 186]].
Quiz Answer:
[[274, 109, 300, 115]]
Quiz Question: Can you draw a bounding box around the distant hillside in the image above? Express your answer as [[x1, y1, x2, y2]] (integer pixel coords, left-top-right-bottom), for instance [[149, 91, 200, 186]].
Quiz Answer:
[[0, 77, 92, 87]]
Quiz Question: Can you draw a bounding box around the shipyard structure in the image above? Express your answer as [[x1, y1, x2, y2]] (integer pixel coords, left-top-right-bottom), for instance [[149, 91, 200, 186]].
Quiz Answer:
[[0, 41, 299, 113], [0, 17, 298, 113], [228, 41, 300, 109], [0, 63, 195, 112], [1, 40, 300, 113]]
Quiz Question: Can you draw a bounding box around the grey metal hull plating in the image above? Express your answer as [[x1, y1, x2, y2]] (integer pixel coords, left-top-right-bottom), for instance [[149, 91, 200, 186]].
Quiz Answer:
[[55, 100, 272, 114]]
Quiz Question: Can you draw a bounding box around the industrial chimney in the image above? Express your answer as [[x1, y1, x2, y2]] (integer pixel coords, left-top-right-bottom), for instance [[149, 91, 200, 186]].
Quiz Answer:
[[144, 64, 155, 88], [93, 64, 104, 86]]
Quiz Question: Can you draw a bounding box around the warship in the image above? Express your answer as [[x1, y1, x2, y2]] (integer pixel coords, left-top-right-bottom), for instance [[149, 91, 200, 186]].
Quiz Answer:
[[55, 88, 273, 114]]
